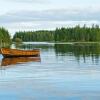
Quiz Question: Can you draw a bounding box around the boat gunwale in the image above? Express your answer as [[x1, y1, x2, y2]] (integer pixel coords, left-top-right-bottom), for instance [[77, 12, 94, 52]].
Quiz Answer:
[[1, 48, 40, 58]]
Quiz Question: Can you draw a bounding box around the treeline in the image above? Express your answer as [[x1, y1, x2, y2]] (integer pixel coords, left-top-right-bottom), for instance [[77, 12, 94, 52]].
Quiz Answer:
[[13, 30, 54, 42], [13, 25, 100, 42], [0, 27, 11, 46], [55, 25, 100, 42]]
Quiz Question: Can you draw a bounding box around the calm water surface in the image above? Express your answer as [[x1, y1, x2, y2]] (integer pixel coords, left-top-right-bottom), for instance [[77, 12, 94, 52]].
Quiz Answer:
[[0, 43, 100, 100]]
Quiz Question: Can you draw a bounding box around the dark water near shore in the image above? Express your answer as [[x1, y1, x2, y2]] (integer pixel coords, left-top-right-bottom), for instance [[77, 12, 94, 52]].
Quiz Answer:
[[0, 42, 100, 100]]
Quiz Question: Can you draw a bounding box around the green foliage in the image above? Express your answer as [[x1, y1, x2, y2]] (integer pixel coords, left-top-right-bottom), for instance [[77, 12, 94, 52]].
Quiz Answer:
[[54, 25, 100, 42], [13, 25, 100, 42], [13, 30, 54, 42], [0, 27, 11, 46]]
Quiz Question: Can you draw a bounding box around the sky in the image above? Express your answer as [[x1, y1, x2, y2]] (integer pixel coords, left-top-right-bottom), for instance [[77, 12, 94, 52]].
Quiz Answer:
[[0, 0, 100, 36]]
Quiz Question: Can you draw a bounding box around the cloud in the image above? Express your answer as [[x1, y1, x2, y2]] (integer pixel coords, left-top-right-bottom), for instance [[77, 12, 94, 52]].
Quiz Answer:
[[1, 8, 100, 36], [4, 0, 49, 4], [1, 8, 100, 24]]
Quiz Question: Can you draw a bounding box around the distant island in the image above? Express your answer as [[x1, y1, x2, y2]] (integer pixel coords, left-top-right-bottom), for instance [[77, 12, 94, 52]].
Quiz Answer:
[[13, 25, 100, 42], [1, 24, 100, 47]]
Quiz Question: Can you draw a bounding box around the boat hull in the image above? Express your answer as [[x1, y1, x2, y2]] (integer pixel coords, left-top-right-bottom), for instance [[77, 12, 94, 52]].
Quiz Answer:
[[1, 48, 40, 58], [2, 54, 40, 58]]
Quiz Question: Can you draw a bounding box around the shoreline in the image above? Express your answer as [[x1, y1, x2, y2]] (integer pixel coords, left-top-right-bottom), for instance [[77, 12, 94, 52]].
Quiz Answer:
[[20, 41, 100, 45]]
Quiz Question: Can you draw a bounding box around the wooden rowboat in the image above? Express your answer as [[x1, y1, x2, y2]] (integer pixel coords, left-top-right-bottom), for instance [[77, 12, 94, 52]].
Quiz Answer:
[[1, 48, 40, 58], [1, 57, 41, 66]]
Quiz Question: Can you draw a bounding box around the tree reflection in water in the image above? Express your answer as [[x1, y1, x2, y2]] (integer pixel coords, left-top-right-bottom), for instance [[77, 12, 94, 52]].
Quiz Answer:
[[54, 43, 100, 64], [13, 43, 100, 64]]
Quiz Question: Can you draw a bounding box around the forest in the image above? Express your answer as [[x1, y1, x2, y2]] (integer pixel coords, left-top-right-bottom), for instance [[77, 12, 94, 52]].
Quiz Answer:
[[13, 24, 100, 42], [13, 30, 54, 42]]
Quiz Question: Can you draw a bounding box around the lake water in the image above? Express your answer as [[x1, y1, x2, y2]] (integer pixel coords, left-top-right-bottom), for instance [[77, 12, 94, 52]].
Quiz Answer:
[[0, 42, 100, 100]]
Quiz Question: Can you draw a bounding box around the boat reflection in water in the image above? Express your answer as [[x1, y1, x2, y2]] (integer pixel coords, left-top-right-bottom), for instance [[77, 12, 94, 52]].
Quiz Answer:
[[1, 57, 41, 66]]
